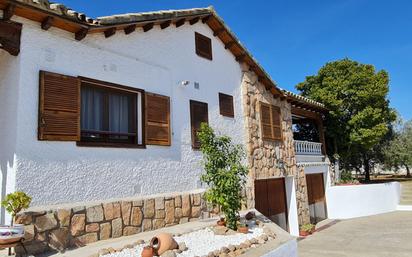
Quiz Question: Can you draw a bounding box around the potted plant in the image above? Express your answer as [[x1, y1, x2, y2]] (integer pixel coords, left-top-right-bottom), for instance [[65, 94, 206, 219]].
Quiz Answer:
[[0, 191, 31, 244], [299, 224, 315, 237], [237, 223, 249, 234]]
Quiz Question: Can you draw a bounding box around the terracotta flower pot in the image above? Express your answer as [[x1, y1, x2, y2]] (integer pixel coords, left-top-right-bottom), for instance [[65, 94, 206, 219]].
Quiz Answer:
[[238, 226, 249, 234], [141, 246, 155, 257], [150, 233, 178, 256], [217, 218, 226, 226], [299, 230, 310, 237]]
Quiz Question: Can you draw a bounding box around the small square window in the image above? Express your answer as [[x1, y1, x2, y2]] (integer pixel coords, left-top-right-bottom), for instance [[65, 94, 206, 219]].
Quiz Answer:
[[219, 93, 234, 118], [195, 32, 212, 60]]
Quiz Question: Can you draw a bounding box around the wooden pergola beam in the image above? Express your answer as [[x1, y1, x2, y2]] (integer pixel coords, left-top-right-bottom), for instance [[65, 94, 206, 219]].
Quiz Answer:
[[175, 18, 185, 28], [104, 27, 116, 38], [124, 24, 136, 35], [41, 16, 54, 30], [75, 27, 88, 41], [189, 17, 200, 25], [143, 22, 154, 32], [160, 20, 171, 29], [3, 4, 15, 21]]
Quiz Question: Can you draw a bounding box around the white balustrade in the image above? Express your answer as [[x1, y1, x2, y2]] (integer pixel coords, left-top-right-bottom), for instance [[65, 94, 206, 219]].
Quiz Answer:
[[294, 140, 323, 155]]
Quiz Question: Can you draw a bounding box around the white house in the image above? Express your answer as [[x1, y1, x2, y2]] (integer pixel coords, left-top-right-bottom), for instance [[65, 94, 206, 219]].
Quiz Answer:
[[0, 0, 332, 254]]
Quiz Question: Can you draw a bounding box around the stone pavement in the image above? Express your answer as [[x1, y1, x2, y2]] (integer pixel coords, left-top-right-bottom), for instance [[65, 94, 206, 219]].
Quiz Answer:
[[298, 211, 412, 257]]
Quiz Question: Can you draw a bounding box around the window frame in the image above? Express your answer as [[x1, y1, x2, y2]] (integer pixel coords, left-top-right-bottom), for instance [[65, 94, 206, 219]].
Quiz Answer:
[[195, 32, 213, 60], [260, 102, 282, 142], [77, 76, 146, 148], [190, 100, 209, 150], [218, 92, 235, 118]]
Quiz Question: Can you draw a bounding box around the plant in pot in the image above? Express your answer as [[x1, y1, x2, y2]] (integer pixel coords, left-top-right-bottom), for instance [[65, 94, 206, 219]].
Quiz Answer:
[[237, 223, 249, 234], [299, 224, 315, 237], [217, 217, 226, 226], [0, 191, 32, 244], [198, 123, 248, 231]]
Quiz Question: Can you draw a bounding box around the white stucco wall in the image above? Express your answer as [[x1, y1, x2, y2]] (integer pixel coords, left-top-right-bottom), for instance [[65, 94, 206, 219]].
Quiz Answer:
[[8, 16, 247, 206], [0, 51, 20, 224], [326, 182, 401, 219]]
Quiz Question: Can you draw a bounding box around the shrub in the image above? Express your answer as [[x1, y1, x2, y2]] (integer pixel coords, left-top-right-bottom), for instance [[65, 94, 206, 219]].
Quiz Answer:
[[1, 191, 32, 224], [198, 123, 248, 230], [300, 223, 315, 233]]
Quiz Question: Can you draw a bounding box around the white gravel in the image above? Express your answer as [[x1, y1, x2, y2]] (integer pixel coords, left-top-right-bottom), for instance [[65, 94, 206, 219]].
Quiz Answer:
[[102, 225, 264, 257]]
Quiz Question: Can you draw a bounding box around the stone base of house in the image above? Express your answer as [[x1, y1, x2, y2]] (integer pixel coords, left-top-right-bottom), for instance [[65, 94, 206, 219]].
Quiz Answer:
[[14, 189, 217, 255]]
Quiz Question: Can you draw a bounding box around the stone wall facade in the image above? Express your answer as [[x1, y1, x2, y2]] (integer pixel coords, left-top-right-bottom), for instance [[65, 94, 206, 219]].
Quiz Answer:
[[240, 63, 310, 227], [15, 190, 216, 254]]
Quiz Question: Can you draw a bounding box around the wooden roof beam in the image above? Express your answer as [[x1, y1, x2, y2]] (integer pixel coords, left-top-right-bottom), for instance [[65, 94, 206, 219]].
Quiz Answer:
[[75, 27, 88, 41], [202, 15, 211, 24], [175, 18, 185, 28], [235, 54, 246, 62], [143, 22, 154, 32], [104, 27, 116, 38], [160, 20, 171, 29], [213, 28, 225, 37], [41, 16, 54, 31], [3, 4, 15, 21], [225, 41, 235, 49], [124, 24, 136, 35], [189, 17, 200, 25]]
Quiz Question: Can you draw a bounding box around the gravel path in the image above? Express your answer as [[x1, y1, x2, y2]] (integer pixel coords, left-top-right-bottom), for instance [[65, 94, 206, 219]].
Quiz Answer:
[[102, 225, 264, 257]]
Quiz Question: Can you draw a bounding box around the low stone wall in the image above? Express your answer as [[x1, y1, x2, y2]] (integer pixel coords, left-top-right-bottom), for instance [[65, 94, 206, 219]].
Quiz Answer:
[[15, 190, 216, 255]]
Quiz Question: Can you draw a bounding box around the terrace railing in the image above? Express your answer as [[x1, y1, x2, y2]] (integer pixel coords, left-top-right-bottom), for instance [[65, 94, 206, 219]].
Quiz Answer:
[[294, 140, 323, 155]]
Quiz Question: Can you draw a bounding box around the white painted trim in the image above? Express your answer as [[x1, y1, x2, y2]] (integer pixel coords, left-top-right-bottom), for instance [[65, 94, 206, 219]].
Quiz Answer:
[[285, 176, 299, 237]]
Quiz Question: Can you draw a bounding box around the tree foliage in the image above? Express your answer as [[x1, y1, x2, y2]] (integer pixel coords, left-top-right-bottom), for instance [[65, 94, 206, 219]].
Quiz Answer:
[[296, 58, 396, 180], [198, 123, 247, 230], [1, 191, 32, 224], [384, 120, 412, 177]]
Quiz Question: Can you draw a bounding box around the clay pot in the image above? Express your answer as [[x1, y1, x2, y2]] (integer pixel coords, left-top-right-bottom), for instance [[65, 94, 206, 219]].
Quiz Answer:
[[245, 211, 255, 220], [299, 230, 310, 237], [141, 246, 155, 257], [150, 233, 178, 256], [217, 218, 226, 226], [238, 226, 249, 234]]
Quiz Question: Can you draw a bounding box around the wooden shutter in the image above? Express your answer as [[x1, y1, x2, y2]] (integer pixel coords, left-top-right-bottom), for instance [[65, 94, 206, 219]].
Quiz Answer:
[[38, 71, 80, 141], [195, 32, 213, 60], [260, 102, 282, 141], [190, 100, 208, 149], [260, 102, 273, 140], [219, 93, 234, 117], [0, 20, 22, 56], [145, 92, 171, 146], [271, 106, 282, 140]]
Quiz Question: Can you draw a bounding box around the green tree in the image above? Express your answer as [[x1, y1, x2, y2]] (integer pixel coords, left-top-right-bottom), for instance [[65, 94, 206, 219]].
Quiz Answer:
[[198, 123, 247, 230], [384, 120, 412, 177], [296, 58, 396, 181], [1, 191, 32, 225]]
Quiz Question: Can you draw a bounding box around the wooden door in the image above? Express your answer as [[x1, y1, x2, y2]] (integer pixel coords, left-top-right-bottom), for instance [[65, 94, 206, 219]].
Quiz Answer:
[[255, 178, 288, 231], [306, 173, 327, 223]]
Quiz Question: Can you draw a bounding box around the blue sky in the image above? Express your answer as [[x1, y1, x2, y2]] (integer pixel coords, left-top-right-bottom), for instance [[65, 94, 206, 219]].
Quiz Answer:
[[59, 0, 411, 120]]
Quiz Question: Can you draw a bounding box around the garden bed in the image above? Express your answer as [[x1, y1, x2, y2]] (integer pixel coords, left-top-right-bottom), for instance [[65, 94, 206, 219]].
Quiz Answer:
[[98, 216, 277, 257]]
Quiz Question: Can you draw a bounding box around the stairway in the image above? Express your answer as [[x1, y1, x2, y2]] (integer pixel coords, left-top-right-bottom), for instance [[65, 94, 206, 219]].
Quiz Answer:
[[399, 181, 412, 207]]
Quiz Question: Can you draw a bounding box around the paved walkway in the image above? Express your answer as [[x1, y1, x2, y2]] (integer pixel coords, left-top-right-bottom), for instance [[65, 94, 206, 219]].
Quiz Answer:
[[298, 211, 412, 257]]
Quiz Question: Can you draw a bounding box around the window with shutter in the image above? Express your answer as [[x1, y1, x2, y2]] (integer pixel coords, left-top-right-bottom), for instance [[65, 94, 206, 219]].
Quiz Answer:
[[195, 32, 212, 60], [78, 77, 144, 148], [219, 93, 234, 118], [38, 71, 80, 141], [259, 102, 282, 141], [190, 100, 209, 149], [145, 92, 171, 146]]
